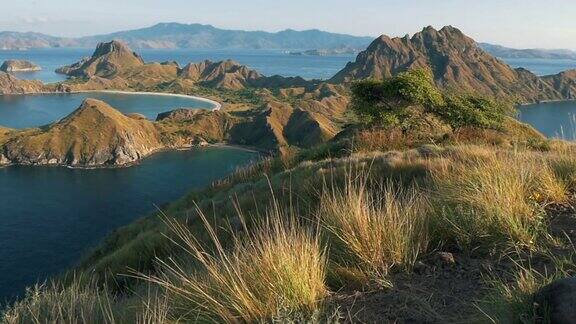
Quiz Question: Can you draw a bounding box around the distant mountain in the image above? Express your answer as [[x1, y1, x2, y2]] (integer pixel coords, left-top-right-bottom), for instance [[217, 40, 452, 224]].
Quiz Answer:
[[330, 26, 575, 102], [0, 31, 74, 50], [0, 23, 374, 50], [479, 43, 576, 60]]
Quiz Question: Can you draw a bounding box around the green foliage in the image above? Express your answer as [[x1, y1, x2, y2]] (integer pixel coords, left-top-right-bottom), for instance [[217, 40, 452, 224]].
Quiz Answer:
[[434, 93, 514, 129], [350, 68, 512, 130], [350, 69, 442, 124]]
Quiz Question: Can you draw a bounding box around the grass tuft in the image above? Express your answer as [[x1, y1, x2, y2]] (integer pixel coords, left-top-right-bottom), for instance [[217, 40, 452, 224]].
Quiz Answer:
[[140, 202, 328, 323], [319, 173, 430, 287]]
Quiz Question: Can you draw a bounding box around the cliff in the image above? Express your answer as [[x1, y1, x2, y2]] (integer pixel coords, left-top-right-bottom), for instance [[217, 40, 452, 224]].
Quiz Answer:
[[0, 72, 46, 94], [0, 60, 41, 72]]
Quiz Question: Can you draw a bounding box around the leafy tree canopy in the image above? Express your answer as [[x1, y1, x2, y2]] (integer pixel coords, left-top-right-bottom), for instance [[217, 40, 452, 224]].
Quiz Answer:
[[350, 68, 513, 129]]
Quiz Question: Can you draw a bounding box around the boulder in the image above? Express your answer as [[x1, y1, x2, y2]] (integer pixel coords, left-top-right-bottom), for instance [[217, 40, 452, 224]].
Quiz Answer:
[[534, 277, 576, 323]]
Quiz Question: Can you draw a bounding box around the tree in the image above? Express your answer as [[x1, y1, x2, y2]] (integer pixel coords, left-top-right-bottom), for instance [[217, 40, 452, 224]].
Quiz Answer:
[[350, 69, 443, 124], [350, 68, 513, 129]]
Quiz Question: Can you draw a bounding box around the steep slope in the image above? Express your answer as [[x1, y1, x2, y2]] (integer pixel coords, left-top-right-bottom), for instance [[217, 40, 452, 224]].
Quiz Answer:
[[57, 40, 145, 78], [0, 72, 45, 94], [330, 26, 570, 102], [179, 60, 263, 90], [541, 70, 576, 99], [59, 42, 315, 91], [0, 99, 164, 167]]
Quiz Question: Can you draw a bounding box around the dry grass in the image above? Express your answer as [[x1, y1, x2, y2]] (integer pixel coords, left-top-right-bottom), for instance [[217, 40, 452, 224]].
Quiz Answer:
[[319, 173, 430, 286], [1, 277, 116, 324], [479, 250, 576, 323], [431, 150, 567, 251], [140, 203, 328, 323]]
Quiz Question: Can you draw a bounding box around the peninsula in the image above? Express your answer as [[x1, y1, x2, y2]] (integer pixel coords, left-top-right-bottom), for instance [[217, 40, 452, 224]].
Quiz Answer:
[[1, 26, 576, 168]]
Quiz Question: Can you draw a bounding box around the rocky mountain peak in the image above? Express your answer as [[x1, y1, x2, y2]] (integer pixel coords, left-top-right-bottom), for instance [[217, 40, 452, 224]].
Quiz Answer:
[[57, 40, 144, 78]]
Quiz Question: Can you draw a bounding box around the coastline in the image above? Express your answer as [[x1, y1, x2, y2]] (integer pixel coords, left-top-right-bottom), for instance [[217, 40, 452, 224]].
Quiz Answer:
[[0, 89, 222, 111], [74, 90, 222, 111], [0, 143, 262, 170], [519, 98, 576, 107]]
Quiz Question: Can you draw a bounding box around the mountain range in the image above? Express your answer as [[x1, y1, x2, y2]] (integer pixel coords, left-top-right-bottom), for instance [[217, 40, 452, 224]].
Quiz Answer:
[[479, 43, 576, 60], [0, 23, 374, 50]]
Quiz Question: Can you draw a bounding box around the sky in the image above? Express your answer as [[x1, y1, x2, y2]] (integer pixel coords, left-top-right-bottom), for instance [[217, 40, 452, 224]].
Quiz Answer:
[[1, 0, 575, 49]]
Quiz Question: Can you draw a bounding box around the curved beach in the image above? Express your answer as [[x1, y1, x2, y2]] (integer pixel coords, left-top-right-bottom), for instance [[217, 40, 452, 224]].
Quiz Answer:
[[75, 90, 222, 110]]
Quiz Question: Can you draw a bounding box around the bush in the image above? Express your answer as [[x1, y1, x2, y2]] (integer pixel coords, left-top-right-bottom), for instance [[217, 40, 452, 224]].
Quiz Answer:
[[433, 93, 514, 129], [350, 68, 512, 130], [350, 69, 442, 124]]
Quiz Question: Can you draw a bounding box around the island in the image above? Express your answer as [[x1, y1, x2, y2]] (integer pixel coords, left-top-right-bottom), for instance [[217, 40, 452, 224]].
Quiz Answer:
[[0, 60, 41, 72], [2, 27, 576, 168]]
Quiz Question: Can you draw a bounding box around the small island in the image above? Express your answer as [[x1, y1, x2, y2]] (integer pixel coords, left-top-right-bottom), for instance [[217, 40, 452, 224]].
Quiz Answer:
[[0, 60, 42, 72]]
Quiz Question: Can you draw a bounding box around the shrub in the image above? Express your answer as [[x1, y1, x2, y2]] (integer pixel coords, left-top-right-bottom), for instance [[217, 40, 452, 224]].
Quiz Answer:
[[434, 93, 514, 129], [350, 68, 512, 131], [350, 69, 442, 124]]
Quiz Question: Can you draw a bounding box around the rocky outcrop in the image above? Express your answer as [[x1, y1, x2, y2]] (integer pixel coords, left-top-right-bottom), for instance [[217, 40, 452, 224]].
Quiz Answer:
[[534, 277, 576, 323], [0, 99, 164, 167], [330, 26, 572, 103], [57, 40, 145, 78], [0, 60, 41, 72], [157, 108, 239, 145], [0, 72, 45, 94], [178, 60, 263, 90], [541, 70, 576, 100], [229, 90, 347, 151]]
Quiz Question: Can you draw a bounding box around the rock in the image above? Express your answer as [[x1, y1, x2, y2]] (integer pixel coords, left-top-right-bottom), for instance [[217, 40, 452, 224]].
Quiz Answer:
[[126, 113, 147, 120], [534, 277, 576, 323], [437, 252, 456, 265], [0, 60, 41, 72], [0, 72, 45, 95]]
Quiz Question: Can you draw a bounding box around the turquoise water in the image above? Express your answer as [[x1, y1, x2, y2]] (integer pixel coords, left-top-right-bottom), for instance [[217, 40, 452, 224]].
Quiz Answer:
[[518, 101, 576, 140], [0, 147, 257, 303], [0, 92, 214, 129], [0, 48, 355, 83], [0, 90, 250, 303], [503, 58, 576, 76]]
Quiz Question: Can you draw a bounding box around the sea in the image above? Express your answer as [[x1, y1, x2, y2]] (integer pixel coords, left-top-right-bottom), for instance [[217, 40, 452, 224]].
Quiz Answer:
[[0, 47, 575, 303]]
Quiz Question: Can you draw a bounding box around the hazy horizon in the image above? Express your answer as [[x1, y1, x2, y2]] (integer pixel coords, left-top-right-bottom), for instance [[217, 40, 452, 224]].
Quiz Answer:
[[2, 0, 576, 50]]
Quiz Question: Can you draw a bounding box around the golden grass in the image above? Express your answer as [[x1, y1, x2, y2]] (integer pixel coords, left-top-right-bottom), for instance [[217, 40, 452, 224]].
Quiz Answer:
[[318, 174, 430, 286], [1, 277, 116, 324], [140, 203, 327, 323], [431, 150, 567, 251]]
